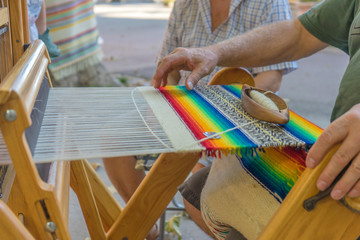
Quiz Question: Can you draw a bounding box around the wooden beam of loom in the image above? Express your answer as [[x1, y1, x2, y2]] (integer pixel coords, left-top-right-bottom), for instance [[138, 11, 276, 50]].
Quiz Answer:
[[0, 199, 35, 239], [259, 145, 360, 240], [8, 0, 29, 63], [1, 41, 71, 239], [0, 6, 14, 82]]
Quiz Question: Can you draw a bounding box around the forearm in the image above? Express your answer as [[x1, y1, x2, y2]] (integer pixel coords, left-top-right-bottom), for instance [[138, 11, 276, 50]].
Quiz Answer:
[[209, 19, 328, 68], [253, 70, 283, 93]]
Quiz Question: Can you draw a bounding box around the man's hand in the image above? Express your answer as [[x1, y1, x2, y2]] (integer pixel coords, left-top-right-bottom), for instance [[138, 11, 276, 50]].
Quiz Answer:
[[306, 103, 360, 200], [152, 47, 218, 90]]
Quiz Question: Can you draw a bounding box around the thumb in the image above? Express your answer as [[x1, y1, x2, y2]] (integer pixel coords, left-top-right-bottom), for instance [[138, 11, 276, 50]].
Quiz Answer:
[[185, 69, 207, 90]]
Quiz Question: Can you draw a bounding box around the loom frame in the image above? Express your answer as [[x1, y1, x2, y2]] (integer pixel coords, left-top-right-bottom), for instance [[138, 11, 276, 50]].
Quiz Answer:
[[0, 37, 201, 240]]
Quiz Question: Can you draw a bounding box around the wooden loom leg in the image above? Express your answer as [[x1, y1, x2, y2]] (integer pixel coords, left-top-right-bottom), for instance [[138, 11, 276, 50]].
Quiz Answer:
[[53, 161, 71, 223], [70, 160, 107, 240], [107, 152, 200, 240], [0, 199, 35, 240], [7, 175, 38, 236], [83, 159, 122, 232], [8, 0, 26, 63], [70, 159, 122, 234], [259, 145, 360, 240]]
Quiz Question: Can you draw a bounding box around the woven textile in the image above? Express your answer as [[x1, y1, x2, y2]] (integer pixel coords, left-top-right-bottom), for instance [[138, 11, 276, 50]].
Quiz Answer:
[[45, 0, 102, 80], [201, 148, 309, 240], [158, 85, 322, 156]]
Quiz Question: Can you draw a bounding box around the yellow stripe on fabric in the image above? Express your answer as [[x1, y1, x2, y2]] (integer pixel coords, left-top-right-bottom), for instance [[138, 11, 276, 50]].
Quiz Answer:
[[49, 50, 101, 72], [58, 31, 98, 53], [51, 14, 95, 32], [50, 15, 97, 42], [173, 88, 234, 149], [138, 87, 204, 152], [171, 89, 229, 148]]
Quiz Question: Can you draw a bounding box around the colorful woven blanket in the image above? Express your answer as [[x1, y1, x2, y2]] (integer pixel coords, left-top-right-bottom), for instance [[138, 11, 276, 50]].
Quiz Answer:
[[45, 0, 102, 80], [156, 85, 321, 155]]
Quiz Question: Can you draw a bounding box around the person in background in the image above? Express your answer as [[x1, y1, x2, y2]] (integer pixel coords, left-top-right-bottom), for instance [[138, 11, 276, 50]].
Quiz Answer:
[[103, 0, 297, 238], [28, 0, 60, 58], [45, 0, 118, 88]]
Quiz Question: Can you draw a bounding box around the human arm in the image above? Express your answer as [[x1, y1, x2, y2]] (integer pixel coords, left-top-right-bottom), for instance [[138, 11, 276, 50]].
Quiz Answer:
[[153, 19, 328, 90], [253, 70, 283, 93], [306, 104, 360, 200]]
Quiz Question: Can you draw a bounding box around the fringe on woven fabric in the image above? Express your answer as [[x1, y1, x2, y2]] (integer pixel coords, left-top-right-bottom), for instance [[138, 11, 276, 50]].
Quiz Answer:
[[204, 142, 311, 160], [201, 202, 230, 240], [49, 51, 103, 81]]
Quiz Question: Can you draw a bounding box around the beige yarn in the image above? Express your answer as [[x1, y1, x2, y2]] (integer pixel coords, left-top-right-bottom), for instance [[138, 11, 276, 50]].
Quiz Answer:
[[200, 155, 281, 240]]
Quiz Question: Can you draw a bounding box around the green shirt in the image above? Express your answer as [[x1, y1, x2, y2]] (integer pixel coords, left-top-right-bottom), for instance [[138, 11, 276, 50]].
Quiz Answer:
[[299, 0, 360, 121]]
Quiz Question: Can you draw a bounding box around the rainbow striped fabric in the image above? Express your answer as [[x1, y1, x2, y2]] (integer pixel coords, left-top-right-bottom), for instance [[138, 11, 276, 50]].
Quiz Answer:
[[45, 0, 102, 80], [157, 84, 323, 239], [158, 85, 322, 157], [159, 84, 323, 200]]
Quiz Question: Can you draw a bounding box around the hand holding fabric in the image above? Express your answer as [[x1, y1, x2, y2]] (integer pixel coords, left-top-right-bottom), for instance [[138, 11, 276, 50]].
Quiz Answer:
[[152, 47, 218, 90], [306, 103, 360, 200]]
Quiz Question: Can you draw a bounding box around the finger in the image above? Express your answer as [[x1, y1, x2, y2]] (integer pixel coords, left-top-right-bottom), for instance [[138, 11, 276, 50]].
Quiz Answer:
[[185, 64, 214, 90], [153, 57, 189, 88], [151, 71, 166, 87], [330, 153, 360, 200], [348, 178, 360, 198], [316, 135, 360, 191], [306, 115, 350, 169], [161, 77, 168, 87], [185, 71, 204, 90]]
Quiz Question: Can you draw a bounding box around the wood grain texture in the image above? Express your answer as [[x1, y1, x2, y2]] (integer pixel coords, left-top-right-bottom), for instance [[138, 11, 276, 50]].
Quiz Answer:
[[209, 67, 255, 86], [107, 152, 201, 240], [70, 160, 106, 240], [83, 159, 122, 232], [0, 199, 35, 240], [259, 145, 360, 240], [8, 0, 25, 63]]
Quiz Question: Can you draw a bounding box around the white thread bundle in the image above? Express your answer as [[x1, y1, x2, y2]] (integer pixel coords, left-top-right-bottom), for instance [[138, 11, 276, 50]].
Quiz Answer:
[[33, 88, 175, 163], [249, 90, 279, 111]]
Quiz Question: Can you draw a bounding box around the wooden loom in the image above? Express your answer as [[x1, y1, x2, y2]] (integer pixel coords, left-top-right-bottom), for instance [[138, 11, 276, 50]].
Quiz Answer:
[[0, 2, 360, 240]]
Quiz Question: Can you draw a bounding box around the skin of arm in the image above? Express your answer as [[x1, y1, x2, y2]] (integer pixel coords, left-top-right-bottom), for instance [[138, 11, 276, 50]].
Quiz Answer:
[[253, 70, 283, 92], [153, 19, 328, 90], [153, 18, 360, 200]]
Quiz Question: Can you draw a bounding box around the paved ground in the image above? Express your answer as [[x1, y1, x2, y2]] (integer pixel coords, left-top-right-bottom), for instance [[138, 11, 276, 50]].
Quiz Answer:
[[67, 2, 350, 239]]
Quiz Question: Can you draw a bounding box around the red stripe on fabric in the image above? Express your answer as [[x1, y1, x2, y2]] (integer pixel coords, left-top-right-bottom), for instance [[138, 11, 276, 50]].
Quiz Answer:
[[47, 0, 92, 17], [54, 27, 97, 45], [47, 8, 91, 25], [159, 89, 217, 151]]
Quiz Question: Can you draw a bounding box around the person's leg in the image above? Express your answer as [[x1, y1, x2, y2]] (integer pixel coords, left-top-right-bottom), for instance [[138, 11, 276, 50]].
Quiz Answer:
[[36, 1, 60, 57], [35, 1, 47, 34], [103, 156, 145, 202], [102, 156, 158, 239], [178, 166, 215, 238]]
